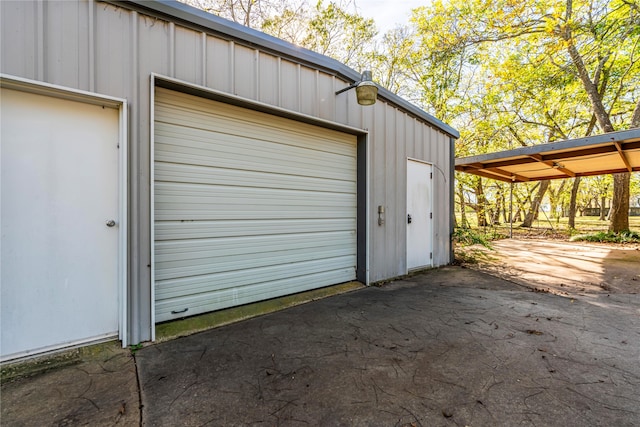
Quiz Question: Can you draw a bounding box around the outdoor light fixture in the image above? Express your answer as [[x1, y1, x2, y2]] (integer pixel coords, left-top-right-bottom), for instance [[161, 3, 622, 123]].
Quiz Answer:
[[335, 70, 378, 106]]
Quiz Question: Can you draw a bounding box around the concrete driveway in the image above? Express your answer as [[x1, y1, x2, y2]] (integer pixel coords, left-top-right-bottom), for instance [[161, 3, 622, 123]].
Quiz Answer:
[[2, 265, 639, 426]]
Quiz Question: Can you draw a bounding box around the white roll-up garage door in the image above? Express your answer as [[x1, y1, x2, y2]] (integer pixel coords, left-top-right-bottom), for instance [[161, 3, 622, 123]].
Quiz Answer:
[[153, 88, 357, 323]]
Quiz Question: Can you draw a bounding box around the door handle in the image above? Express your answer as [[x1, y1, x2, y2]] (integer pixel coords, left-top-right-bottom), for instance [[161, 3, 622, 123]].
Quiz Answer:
[[407, 214, 412, 224], [106, 220, 117, 227]]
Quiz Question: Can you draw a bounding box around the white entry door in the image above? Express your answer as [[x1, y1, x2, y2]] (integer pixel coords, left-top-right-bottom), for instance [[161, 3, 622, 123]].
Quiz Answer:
[[406, 159, 433, 270], [1, 87, 121, 361]]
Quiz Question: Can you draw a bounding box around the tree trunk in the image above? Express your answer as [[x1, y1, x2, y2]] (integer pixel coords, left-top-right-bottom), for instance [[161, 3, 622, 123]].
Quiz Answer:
[[491, 187, 503, 225], [568, 176, 581, 229], [458, 182, 468, 228], [599, 196, 607, 220], [608, 173, 630, 232], [475, 178, 489, 227], [562, 2, 630, 232], [521, 180, 550, 227]]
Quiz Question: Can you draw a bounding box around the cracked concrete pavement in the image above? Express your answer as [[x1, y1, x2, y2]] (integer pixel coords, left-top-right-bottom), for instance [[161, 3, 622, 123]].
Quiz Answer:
[[2, 260, 639, 426], [137, 266, 640, 426]]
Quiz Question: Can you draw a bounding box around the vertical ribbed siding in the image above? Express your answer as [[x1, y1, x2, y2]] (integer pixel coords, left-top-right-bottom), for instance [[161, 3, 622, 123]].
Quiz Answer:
[[0, 0, 453, 342]]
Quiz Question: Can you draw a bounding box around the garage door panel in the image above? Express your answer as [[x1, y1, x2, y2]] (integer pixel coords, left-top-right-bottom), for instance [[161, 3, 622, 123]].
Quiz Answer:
[[155, 124, 357, 167], [156, 91, 354, 156], [155, 218, 356, 240], [155, 238, 356, 281], [155, 162, 356, 194], [155, 248, 356, 285], [155, 183, 355, 210], [155, 268, 356, 322], [154, 133, 355, 181], [155, 232, 356, 267], [154, 88, 357, 322], [155, 111, 356, 158], [156, 256, 357, 300]]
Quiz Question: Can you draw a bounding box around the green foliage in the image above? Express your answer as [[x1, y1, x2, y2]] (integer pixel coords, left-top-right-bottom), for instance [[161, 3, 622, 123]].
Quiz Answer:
[[570, 230, 640, 243], [452, 227, 496, 249], [129, 343, 144, 354]]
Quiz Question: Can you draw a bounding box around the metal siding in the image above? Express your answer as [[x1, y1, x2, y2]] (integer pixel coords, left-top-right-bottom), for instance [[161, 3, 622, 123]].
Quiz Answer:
[[0, 0, 455, 343], [258, 53, 278, 105], [346, 90, 363, 130], [317, 72, 335, 121], [233, 44, 256, 99], [335, 77, 349, 126], [0, 1, 38, 79], [154, 88, 357, 322], [299, 67, 317, 116], [174, 26, 202, 84], [95, 3, 130, 97], [205, 36, 232, 92], [370, 103, 387, 282], [383, 105, 396, 280], [395, 110, 407, 274], [279, 60, 299, 111], [44, 1, 90, 90]]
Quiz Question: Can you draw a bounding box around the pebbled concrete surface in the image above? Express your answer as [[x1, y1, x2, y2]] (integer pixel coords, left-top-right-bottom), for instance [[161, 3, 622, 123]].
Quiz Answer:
[[1, 342, 139, 426], [137, 266, 640, 426]]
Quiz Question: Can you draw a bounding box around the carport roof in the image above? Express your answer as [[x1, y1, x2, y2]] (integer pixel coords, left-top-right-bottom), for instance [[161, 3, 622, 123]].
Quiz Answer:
[[455, 128, 640, 182]]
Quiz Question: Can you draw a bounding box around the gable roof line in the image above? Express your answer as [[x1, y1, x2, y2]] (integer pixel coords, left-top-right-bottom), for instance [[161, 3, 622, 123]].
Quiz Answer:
[[104, 0, 459, 139]]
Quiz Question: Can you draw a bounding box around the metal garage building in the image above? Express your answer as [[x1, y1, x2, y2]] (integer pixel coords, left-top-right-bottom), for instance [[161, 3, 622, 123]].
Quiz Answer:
[[0, 0, 458, 361]]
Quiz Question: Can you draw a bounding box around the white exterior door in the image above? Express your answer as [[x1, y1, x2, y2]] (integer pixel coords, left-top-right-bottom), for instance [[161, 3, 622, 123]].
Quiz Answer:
[[406, 159, 433, 270], [1, 87, 121, 361], [153, 88, 357, 323]]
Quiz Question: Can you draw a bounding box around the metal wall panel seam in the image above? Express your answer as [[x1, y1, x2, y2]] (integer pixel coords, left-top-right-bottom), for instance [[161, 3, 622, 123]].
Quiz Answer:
[[314, 69, 320, 117], [277, 57, 282, 107], [200, 32, 206, 86], [169, 21, 175, 77], [119, 93, 129, 347], [296, 63, 301, 112], [150, 75, 156, 340], [229, 40, 235, 94], [88, 0, 95, 92], [129, 9, 145, 344], [37, 0, 44, 81]]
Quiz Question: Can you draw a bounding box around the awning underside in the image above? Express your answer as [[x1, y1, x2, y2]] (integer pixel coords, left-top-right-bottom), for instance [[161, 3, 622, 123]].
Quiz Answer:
[[455, 129, 640, 183]]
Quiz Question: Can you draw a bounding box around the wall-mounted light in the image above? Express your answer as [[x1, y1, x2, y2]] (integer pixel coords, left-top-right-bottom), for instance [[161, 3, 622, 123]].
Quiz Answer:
[[335, 70, 378, 106]]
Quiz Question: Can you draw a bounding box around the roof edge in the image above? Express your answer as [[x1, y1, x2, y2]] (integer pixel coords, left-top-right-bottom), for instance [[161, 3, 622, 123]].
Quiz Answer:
[[102, 0, 459, 139], [455, 128, 640, 165]]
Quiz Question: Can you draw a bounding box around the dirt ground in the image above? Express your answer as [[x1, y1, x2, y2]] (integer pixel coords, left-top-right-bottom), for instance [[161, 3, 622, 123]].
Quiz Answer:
[[458, 238, 640, 296]]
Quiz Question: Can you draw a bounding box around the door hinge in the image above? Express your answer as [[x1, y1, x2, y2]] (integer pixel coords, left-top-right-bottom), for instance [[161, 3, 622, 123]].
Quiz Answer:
[[430, 252, 433, 259], [430, 172, 433, 179], [430, 212, 433, 219]]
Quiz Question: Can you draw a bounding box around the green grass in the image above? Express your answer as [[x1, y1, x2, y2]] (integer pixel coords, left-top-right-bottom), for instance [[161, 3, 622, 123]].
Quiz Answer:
[[570, 230, 640, 243], [454, 215, 640, 244], [457, 215, 640, 234]]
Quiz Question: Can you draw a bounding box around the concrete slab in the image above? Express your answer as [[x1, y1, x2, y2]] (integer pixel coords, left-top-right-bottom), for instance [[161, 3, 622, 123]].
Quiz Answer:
[[1, 342, 139, 426], [136, 266, 640, 426]]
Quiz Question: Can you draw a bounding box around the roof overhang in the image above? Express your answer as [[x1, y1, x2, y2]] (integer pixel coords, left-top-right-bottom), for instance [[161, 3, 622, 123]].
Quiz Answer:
[[455, 128, 640, 183]]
